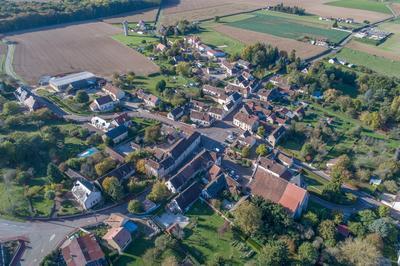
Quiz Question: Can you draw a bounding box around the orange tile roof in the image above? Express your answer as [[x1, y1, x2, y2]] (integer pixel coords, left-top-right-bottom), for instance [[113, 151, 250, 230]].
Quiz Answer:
[[278, 183, 307, 214]]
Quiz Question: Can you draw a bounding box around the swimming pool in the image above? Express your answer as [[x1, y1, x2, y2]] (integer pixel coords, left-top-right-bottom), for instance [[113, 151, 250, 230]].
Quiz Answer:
[[78, 147, 99, 158]]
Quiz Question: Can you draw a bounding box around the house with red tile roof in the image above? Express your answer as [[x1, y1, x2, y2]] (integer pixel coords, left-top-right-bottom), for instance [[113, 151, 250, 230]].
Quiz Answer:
[[61, 234, 106, 266], [249, 167, 309, 218], [102, 227, 132, 254]]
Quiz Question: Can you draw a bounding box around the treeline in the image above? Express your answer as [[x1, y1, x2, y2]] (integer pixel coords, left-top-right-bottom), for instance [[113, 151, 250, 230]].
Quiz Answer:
[[0, 0, 160, 33], [269, 3, 306, 16]]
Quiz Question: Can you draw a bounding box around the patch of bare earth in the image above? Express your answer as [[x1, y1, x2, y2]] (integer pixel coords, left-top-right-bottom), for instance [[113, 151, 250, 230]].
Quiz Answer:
[[102, 7, 158, 23], [346, 40, 400, 61], [7, 22, 159, 84], [214, 24, 327, 59]]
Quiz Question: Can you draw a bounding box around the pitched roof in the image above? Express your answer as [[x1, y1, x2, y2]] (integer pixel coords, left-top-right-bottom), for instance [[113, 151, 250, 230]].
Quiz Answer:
[[101, 163, 135, 182], [174, 182, 202, 211], [103, 83, 123, 96], [95, 95, 114, 106], [168, 149, 214, 190], [104, 213, 127, 228], [190, 110, 213, 122], [62, 234, 105, 266], [278, 183, 308, 214], [233, 112, 259, 126], [170, 106, 184, 117], [102, 227, 131, 249], [270, 125, 286, 139], [208, 164, 222, 181], [250, 168, 307, 215], [105, 125, 128, 140], [258, 157, 292, 180], [203, 174, 227, 198]]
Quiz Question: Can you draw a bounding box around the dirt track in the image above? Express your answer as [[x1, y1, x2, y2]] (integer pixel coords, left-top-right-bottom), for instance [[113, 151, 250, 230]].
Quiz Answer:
[[214, 24, 327, 59], [7, 22, 159, 84]]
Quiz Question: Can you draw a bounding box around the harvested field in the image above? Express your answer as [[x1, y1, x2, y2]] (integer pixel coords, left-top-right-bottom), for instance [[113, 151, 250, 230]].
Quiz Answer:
[[102, 7, 158, 24], [214, 24, 327, 59], [6, 22, 159, 84], [160, 0, 266, 25], [346, 40, 400, 61], [160, 0, 390, 25]]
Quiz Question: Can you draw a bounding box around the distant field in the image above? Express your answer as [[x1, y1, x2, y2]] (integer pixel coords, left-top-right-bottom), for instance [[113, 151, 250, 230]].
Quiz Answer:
[[102, 7, 158, 24], [6, 22, 159, 84], [213, 24, 327, 59], [378, 20, 400, 54], [196, 27, 245, 55], [336, 47, 400, 77], [227, 12, 349, 44], [326, 0, 392, 14]]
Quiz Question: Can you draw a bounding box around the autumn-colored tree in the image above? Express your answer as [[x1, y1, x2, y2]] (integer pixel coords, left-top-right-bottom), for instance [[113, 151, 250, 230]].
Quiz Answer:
[[147, 181, 170, 203], [234, 201, 262, 235]]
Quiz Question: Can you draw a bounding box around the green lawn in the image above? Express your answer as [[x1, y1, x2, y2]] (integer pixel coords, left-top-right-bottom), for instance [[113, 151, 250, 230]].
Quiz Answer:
[[115, 236, 155, 265], [183, 200, 250, 264], [336, 47, 400, 77], [303, 169, 329, 195], [226, 12, 349, 44], [197, 27, 245, 55], [326, 0, 392, 14]]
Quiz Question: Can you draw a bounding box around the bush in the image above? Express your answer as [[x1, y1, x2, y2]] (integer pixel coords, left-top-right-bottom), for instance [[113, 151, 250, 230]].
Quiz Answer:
[[128, 199, 143, 213]]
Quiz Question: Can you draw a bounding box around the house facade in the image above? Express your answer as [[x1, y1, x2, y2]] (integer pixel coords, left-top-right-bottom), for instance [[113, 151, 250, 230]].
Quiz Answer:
[[71, 180, 102, 210]]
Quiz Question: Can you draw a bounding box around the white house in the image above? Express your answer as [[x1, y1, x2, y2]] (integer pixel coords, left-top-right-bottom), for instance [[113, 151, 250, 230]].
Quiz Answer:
[[90, 95, 115, 112], [102, 84, 125, 101], [71, 179, 102, 210], [91, 116, 113, 132]]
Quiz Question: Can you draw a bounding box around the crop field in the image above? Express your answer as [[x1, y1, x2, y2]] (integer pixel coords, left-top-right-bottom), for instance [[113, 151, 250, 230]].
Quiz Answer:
[[326, 0, 392, 14], [336, 47, 400, 76], [377, 20, 400, 54], [6, 22, 159, 84], [102, 7, 158, 24], [227, 12, 349, 44], [159, 0, 267, 25], [347, 40, 400, 61], [213, 24, 327, 59]]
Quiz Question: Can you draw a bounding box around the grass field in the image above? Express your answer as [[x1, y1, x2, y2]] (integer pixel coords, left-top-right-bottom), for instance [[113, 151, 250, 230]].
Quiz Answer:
[[336, 47, 400, 76], [378, 20, 400, 54], [183, 200, 249, 264], [197, 28, 245, 55], [227, 12, 349, 44], [326, 0, 392, 14]]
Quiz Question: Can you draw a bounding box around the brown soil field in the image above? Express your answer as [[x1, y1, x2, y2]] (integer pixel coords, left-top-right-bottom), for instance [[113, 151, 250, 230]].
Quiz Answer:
[[160, 0, 390, 25], [390, 3, 400, 17], [6, 22, 159, 84], [102, 7, 158, 24], [214, 24, 327, 60], [346, 40, 400, 61]]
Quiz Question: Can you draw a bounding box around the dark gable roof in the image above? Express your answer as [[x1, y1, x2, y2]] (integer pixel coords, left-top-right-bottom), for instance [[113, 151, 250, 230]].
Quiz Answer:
[[169, 149, 213, 190], [174, 182, 202, 211], [203, 174, 227, 198], [258, 157, 292, 179], [77, 178, 97, 192], [105, 125, 128, 139], [102, 163, 135, 181], [96, 95, 113, 106], [170, 106, 183, 117], [229, 92, 242, 102], [271, 125, 286, 138], [169, 132, 201, 159]]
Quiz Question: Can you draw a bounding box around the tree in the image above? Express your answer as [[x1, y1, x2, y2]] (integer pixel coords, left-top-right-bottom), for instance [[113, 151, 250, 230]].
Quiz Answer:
[[378, 205, 390, 218], [368, 218, 396, 239], [3, 102, 21, 115], [297, 242, 318, 265], [302, 211, 319, 228], [242, 146, 250, 158], [75, 90, 89, 103], [128, 199, 143, 213], [257, 126, 265, 137], [102, 176, 124, 201], [365, 233, 384, 251], [155, 79, 167, 92], [95, 158, 116, 176], [147, 181, 170, 203], [144, 125, 161, 143], [337, 237, 381, 266], [360, 111, 381, 129], [234, 201, 262, 235], [318, 220, 336, 246], [45, 190, 56, 200], [176, 62, 191, 77], [255, 144, 267, 156], [256, 240, 289, 266], [16, 171, 30, 185], [142, 248, 161, 266], [161, 256, 178, 266], [132, 157, 146, 173], [47, 163, 63, 183], [332, 20, 338, 28]]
